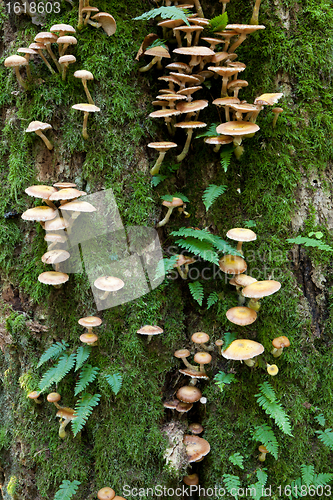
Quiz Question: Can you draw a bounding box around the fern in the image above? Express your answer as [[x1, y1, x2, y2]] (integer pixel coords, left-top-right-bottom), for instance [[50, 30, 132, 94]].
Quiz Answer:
[[154, 255, 179, 280], [146, 38, 168, 50], [188, 281, 204, 306], [202, 184, 227, 211], [105, 373, 123, 395], [214, 371, 237, 392], [196, 123, 220, 138], [133, 7, 190, 26], [71, 393, 101, 437], [74, 365, 99, 396], [209, 12, 228, 32], [54, 480, 81, 500], [207, 291, 219, 309], [314, 413, 326, 426], [223, 474, 241, 499], [223, 331, 237, 350], [175, 237, 219, 265], [37, 341, 68, 368], [288, 465, 333, 499], [75, 346, 91, 372], [315, 428, 333, 450], [244, 219, 257, 228], [252, 424, 279, 459], [220, 144, 233, 172], [151, 174, 167, 187], [248, 469, 268, 500], [228, 452, 244, 469], [255, 383, 293, 436], [38, 353, 76, 393], [38, 365, 59, 393], [286, 236, 333, 252], [161, 193, 190, 203]]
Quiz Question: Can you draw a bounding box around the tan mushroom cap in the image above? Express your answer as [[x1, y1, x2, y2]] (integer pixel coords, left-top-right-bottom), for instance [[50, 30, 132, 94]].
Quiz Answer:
[[80, 333, 98, 344], [272, 336, 290, 348], [35, 32, 58, 43], [25, 185, 57, 199], [41, 249, 70, 265], [267, 364, 279, 376], [194, 352, 212, 364], [229, 278, 238, 286], [183, 473, 199, 486], [21, 206, 57, 222], [28, 391, 41, 399], [91, 13, 117, 36], [169, 72, 201, 85], [29, 43, 46, 50], [162, 197, 184, 208], [57, 35, 77, 45], [49, 188, 82, 201], [59, 200, 96, 212], [163, 399, 180, 410], [179, 368, 209, 380], [176, 402, 193, 413], [174, 349, 191, 359], [97, 488, 116, 500], [210, 52, 230, 64], [74, 70, 94, 80], [174, 121, 206, 129], [213, 97, 240, 106], [227, 228, 257, 242], [148, 142, 177, 152], [158, 19, 185, 28], [44, 233, 67, 243], [78, 316, 102, 328], [216, 121, 260, 136], [222, 339, 264, 360], [4, 55, 28, 67], [174, 255, 196, 266], [149, 109, 181, 118], [50, 24, 76, 34], [44, 216, 69, 230], [177, 86, 202, 96], [144, 46, 170, 58], [189, 423, 203, 434], [259, 445, 269, 453], [242, 280, 281, 299], [94, 276, 125, 292], [53, 182, 77, 188], [59, 55, 76, 64], [191, 332, 209, 344], [47, 392, 61, 403], [254, 93, 284, 106], [226, 306, 257, 326], [38, 271, 69, 285], [176, 99, 208, 113], [166, 62, 191, 73], [156, 94, 187, 102], [226, 24, 266, 34], [173, 46, 215, 56], [72, 103, 100, 113], [177, 386, 202, 403], [208, 66, 238, 77], [230, 103, 258, 113], [137, 325, 163, 336], [227, 79, 249, 90], [219, 255, 247, 274], [234, 274, 257, 286], [17, 47, 38, 55], [26, 121, 52, 133], [56, 407, 76, 421], [82, 6, 99, 13], [183, 435, 210, 462], [215, 339, 224, 347], [188, 17, 210, 26], [204, 136, 233, 145]]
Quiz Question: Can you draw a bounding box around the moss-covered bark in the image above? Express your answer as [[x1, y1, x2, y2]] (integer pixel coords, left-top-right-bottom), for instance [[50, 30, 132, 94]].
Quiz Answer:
[[0, 0, 333, 499]]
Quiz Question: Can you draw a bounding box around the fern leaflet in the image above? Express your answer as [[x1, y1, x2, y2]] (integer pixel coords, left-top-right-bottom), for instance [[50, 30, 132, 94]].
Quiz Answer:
[[38, 365, 59, 393], [286, 236, 333, 252], [252, 424, 279, 459], [37, 341, 68, 368], [105, 373, 123, 395], [220, 144, 233, 172], [223, 331, 237, 350], [146, 38, 168, 50], [53, 353, 77, 384], [175, 238, 219, 265], [154, 255, 179, 280], [188, 282, 204, 306], [75, 346, 91, 372], [255, 383, 293, 436], [314, 413, 326, 426], [214, 371, 237, 392], [54, 480, 81, 500], [259, 381, 276, 403], [288, 466, 333, 499], [209, 12, 228, 32], [300, 465, 315, 486], [71, 393, 101, 437], [74, 365, 99, 396], [202, 184, 227, 211], [248, 469, 268, 500], [223, 474, 241, 499], [228, 452, 244, 469], [207, 291, 219, 309], [171, 227, 240, 257], [196, 123, 220, 138], [133, 7, 190, 26], [315, 428, 333, 450]]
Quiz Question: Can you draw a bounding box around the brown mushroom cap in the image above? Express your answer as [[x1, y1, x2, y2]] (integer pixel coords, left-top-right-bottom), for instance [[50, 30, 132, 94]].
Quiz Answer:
[[204, 136, 233, 146], [222, 339, 264, 360], [91, 13, 117, 36], [226, 306, 257, 326], [34, 32, 58, 43], [78, 316, 102, 328], [234, 274, 257, 286], [183, 435, 210, 462], [216, 121, 260, 136], [21, 206, 57, 222], [163, 399, 179, 410], [258, 445, 269, 453], [213, 97, 240, 106], [176, 402, 193, 413], [174, 121, 206, 130], [173, 46, 215, 57], [218, 255, 247, 274], [28, 391, 41, 400], [97, 488, 116, 500], [80, 333, 98, 344], [191, 331, 209, 344], [53, 182, 77, 188], [137, 325, 163, 336], [183, 473, 199, 486], [44, 216, 69, 231], [272, 336, 290, 348], [44, 233, 67, 244], [189, 423, 203, 434], [17, 47, 38, 56], [144, 46, 170, 59], [57, 35, 77, 46], [227, 228, 257, 243], [174, 349, 191, 359], [149, 109, 181, 119], [148, 142, 177, 152], [74, 70, 94, 81], [49, 188, 82, 201], [162, 197, 184, 208], [50, 24, 76, 35], [38, 271, 69, 285], [47, 392, 61, 403], [94, 276, 125, 292], [25, 185, 57, 199], [179, 368, 209, 380], [267, 364, 279, 376], [176, 99, 208, 113], [26, 121, 52, 133], [4, 55, 28, 68], [59, 200, 96, 213], [193, 352, 212, 364], [41, 249, 70, 265], [59, 55, 76, 64], [176, 386, 202, 403], [242, 280, 281, 299]]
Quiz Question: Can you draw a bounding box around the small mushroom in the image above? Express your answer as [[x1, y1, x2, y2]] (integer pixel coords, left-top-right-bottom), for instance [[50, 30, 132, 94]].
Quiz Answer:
[[183, 473, 199, 486], [94, 276, 124, 301], [271, 336, 290, 357], [80, 332, 98, 346], [47, 392, 62, 409], [74, 70, 95, 105], [59, 55, 76, 80], [72, 103, 100, 139], [272, 107, 283, 128], [258, 445, 269, 462], [137, 325, 163, 343], [38, 271, 69, 287], [267, 363, 279, 376], [242, 280, 281, 312], [90, 13, 117, 36], [56, 406, 76, 438], [174, 121, 207, 162], [191, 332, 211, 351], [28, 391, 42, 404], [139, 46, 170, 72], [193, 352, 212, 373], [25, 121, 53, 150], [215, 339, 224, 355], [17, 48, 37, 80], [78, 316, 102, 335], [157, 197, 184, 227], [148, 142, 177, 175], [57, 35, 77, 57], [4, 55, 28, 90], [250, 0, 263, 25], [97, 488, 116, 500], [34, 32, 61, 72], [174, 349, 197, 371], [41, 249, 70, 272]]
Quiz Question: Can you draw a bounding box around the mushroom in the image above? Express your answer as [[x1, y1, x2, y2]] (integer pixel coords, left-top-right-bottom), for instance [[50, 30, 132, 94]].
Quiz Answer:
[[56, 406, 76, 438], [266, 363, 279, 376], [90, 13, 117, 36], [27, 391, 42, 404], [57, 35, 77, 57], [4, 55, 28, 89], [218, 255, 247, 275], [177, 386, 202, 404], [174, 121, 207, 162], [25, 121, 53, 150], [137, 325, 163, 342], [44, 232, 67, 250], [271, 336, 290, 357], [139, 46, 170, 72], [80, 332, 98, 346], [156, 197, 184, 227], [72, 103, 100, 139], [41, 249, 70, 272], [17, 48, 37, 80], [191, 331, 211, 351], [173, 25, 204, 47], [226, 24, 266, 53], [173, 255, 196, 279], [204, 135, 233, 153], [97, 488, 116, 500], [193, 352, 212, 373], [272, 107, 283, 128], [78, 316, 102, 335], [148, 142, 177, 175], [215, 339, 224, 355], [38, 271, 69, 287], [258, 445, 269, 462], [82, 7, 99, 25], [173, 46, 215, 70], [25, 185, 58, 209], [226, 306, 257, 326], [208, 66, 239, 97], [220, 0, 230, 14], [226, 228, 257, 253], [149, 108, 181, 136], [216, 121, 260, 159], [183, 435, 210, 462], [50, 24, 76, 37], [174, 349, 197, 371], [242, 280, 281, 311], [176, 99, 208, 121], [59, 55, 76, 80], [74, 70, 95, 105], [222, 339, 264, 367], [34, 32, 61, 72], [29, 42, 55, 74], [21, 206, 57, 229], [59, 200, 96, 220], [212, 96, 240, 122], [94, 276, 125, 300], [49, 188, 83, 203], [250, 0, 263, 25], [183, 473, 199, 486], [47, 392, 62, 409]]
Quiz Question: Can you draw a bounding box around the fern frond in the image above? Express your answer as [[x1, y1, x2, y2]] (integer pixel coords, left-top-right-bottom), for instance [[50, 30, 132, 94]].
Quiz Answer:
[[314, 413, 326, 426], [37, 341, 68, 368], [252, 424, 279, 459], [71, 393, 101, 437], [53, 353, 77, 385], [207, 291, 219, 309], [75, 346, 91, 372], [202, 184, 227, 211], [220, 145, 233, 172], [146, 39, 168, 50], [154, 255, 179, 280], [223, 331, 237, 350], [74, 365, 99, 396], [315, 428, 333, 450], [313, 472, 333, 486], [300, 465, 315, 486], [54, 480, 81, 500], [286, 236, 333, 252], [223, 474, 241, 499], [258, 382, 276, 403], [255, 384, 293, 436], [214, 371, 237, 392], [38, 365, 59, 393], [105, 373, 123, 395], [188, 282, 204, 306], [209, 12, 228, 32], [248, 469, 268, 500], [133, 7, 190, 25], [196, 123, 220, 138], [228, 452, 244, 469], [151, 174, 167, 187], [174, 238, 219, 265]]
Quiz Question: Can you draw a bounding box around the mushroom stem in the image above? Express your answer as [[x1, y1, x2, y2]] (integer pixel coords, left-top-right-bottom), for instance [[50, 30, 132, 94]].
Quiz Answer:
[[42, 198, 57, 210], [84, 11, 92, 25], [199, 363, 206, 373], [87, 19, 102, 28], [259, 450, 267, 461], [82, 111, 89, 139], [271, 347, 283, 357], [45, 43, 62, 73], [193, 0, 204, 17], [247, 298, 261, 311], [250, 0, 262, 25], [176, 129, 193, 162], [59, 417, 71, 439], [100, 290, 110, 300], [229, 34, 247, 53], [244, 357, 257, 367], [62, 63, 68, 81], [82, 80, 95, 105], [236, 241, 243, 252], [35, 130, 53, 150], [14, 66, 27, 90], [182, 357, 198, 371], [25, 63, 32, 81], [37, 49, 56, 74], [78, 0, 84, 28], [139, 56, 160, 73], [157, 207, 174, 228], [177, 265, 187, 280], [150, 151, 167, 176]]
